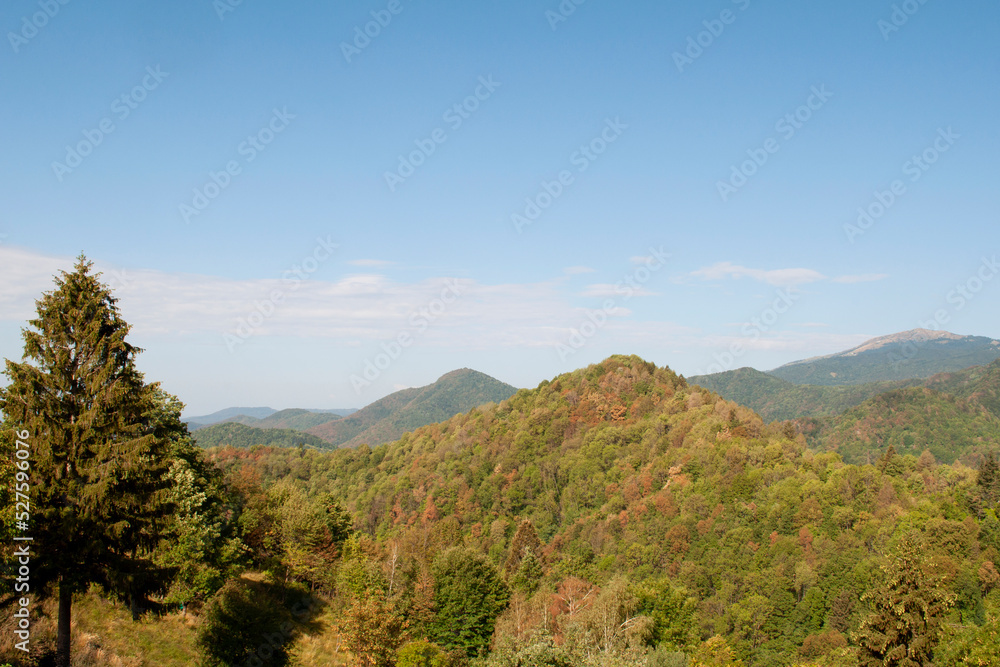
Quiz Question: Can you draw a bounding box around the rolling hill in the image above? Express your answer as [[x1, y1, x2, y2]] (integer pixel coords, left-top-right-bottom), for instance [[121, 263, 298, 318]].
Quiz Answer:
[[219, 408, 357, 432], [693, 355, 1000, 465], [688, 367, 919, 422], [768, 328, 1000, 386], [205, 354, 1000, 665], [924, 358, 1000, 418], [186, 407, 357, 432], [690, 330, 1000, 423], [306, 368, 519, 447], [191, 422, 332, 449], [185, 406, 279, 428], [796, 385, 1000, 465]]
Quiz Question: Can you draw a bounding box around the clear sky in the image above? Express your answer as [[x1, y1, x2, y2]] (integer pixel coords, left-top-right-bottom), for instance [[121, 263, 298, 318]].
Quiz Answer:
[[1, 0, 998, 415]]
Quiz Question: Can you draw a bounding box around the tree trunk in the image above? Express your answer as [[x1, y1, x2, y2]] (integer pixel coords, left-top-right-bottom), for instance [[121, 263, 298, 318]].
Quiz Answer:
[[57, 581, 72, 667]]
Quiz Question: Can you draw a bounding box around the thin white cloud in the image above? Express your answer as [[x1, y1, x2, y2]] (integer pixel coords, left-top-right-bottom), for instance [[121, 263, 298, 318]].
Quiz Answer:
[[689, 262, 826, 287], [630, 253, 670, 266], [0, 246, 74, 320], [696, 331, 873, 355], [832, 273, 889, 284], [0, 248, 885, 374], [1, 247, 668, 351], [563, 266, 595, 275], [580, 283, 658, 298], [348, 259, 395, 268]]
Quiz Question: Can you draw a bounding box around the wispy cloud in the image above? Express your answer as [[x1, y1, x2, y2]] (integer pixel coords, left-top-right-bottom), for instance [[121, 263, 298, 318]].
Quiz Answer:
[[696, 331, 873, 356], [630, 252, 670, 266], [348, 259, 396, 268], [0, 247, 665, 351], [563, 265, 595, 275], [832, 273, 889, 284], [0, 247, 894, 377], [580, 283, 658, 298], [0, 246, 73, 320], [688, 262, 826, 287]]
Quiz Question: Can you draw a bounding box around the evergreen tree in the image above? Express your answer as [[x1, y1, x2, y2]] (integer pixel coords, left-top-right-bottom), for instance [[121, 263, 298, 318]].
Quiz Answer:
[[978, 451, 1000, 507], [855, 531, 955, 666], [430, 547, 510, 658], [878, 444, 903, 476], [0, 256, 175, 666], [510, 548, 543, 597], [504, 519, 543, 577]]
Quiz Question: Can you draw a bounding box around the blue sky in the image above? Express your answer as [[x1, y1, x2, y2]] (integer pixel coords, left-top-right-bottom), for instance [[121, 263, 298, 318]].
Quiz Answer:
[[1, 0, 998, 415]]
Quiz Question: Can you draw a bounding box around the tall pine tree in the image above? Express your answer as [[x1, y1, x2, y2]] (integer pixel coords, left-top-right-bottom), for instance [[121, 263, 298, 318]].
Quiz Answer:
[[0, 256, 174, 667], [978, 451, 1000, 508], [855, 531, 955, 666]]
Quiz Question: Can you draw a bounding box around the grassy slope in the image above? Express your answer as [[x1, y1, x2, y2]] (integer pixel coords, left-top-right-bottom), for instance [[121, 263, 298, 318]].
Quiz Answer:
[[10, 587, 350, 667]]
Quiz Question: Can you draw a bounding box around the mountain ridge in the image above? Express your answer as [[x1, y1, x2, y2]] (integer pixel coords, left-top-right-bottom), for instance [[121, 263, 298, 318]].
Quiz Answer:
[[767, 328, 1000, 385], [306, 367, 519, 447]]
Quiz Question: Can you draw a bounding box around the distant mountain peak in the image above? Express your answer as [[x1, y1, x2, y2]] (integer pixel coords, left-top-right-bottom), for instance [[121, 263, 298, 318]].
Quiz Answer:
[[776, 329, 991, 369], [838, 329, 971, 357], [306, 367, 518, 447], [766, 329, 1000, 386]]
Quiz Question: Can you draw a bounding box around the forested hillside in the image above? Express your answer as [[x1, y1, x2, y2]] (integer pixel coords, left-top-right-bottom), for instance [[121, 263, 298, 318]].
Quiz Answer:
[[192, 421, 333, 450], [199, 355, 1000, 666], [797, 386, 1000, 465], [768, 329, 1000, 386], [5, 285, 1000, 667], [689, 368, 916, 422], [306, 368, 518, 447], [217, 408, 352, 432], [925, 359, 1000, 418]]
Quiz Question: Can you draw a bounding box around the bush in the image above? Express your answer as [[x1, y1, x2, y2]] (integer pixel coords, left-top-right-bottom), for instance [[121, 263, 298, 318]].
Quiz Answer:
[[397, 640, 452, 667], [196, 575, 308, 667]]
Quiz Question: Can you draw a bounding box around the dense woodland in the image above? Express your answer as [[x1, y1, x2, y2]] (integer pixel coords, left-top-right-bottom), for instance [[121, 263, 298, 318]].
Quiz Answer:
[[192, 422, 332, 450], [2, 262, 1000, 667]]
